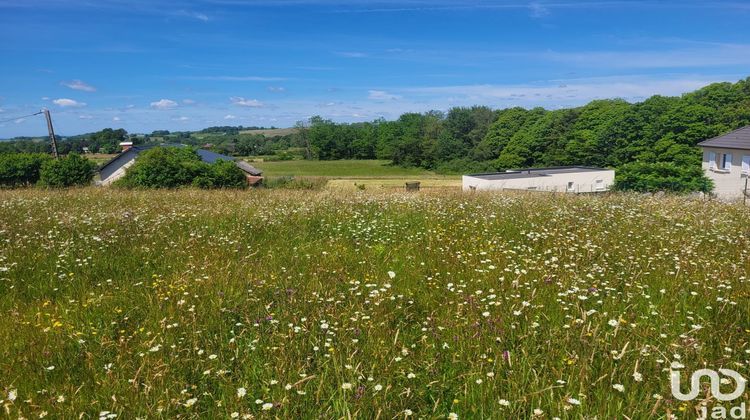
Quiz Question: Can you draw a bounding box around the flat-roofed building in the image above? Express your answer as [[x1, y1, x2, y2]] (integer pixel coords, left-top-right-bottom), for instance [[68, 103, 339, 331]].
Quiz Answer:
[[462, 166, 614, 193]]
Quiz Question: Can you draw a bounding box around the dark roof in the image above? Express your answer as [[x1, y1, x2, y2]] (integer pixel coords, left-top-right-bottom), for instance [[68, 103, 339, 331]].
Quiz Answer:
[[98, 148, 138, 171], [465, 166, 611, 181], [235, 160, 263, 176], [698, 126, 750, 150], [98, 143, 262, 175], [194, 148, 232, 163]]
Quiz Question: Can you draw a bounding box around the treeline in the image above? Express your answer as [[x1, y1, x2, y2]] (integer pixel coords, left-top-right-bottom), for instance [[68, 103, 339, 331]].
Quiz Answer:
[[0, 128, 304, 159], [197, 125, 276, 135], [304, 78, 750, 176], [2, 78, 749, 192], [0, 153, 96, 188], [0, 128, 130, 154], [183, 133, 304, 158]]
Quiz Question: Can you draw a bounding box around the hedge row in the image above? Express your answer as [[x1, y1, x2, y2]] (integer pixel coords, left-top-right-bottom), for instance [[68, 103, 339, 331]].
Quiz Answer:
[[0, 153, 95, 188]]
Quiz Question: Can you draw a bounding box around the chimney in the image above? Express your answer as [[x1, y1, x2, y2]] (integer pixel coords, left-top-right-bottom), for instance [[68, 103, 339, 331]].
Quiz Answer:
[[119, 141, 133, 152]]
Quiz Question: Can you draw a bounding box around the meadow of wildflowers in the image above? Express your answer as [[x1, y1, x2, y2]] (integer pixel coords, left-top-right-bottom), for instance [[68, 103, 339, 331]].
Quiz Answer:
[[0, 188, 748, 418]]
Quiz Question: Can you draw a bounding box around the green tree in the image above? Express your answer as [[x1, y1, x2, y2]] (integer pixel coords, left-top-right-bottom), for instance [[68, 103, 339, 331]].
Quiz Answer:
[[116, 147, 247, 189], [38, 154, 96, 188], [193, 159, 247, 189], [475, 107, 541, 161], [0, 153, 52, 187], [613, 161, 712, 193], [116, 147, 206, 188]]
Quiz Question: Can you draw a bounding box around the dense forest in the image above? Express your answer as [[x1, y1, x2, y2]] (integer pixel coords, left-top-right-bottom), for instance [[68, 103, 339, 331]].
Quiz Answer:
[[301, 78, 750, 175], [2, 78, 749, 189]]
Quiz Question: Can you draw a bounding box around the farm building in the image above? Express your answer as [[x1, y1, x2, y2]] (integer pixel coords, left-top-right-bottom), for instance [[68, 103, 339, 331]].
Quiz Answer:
[[462, 166, 614, 193], [697, 125, 750, 200], [98, 143, 262, 186]]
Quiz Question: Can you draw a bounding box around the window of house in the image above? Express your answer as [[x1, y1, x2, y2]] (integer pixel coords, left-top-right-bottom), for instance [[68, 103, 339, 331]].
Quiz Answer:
[[708, 151, 716, 169], [722, 153, 732, 170], [567, 181, 575, 191], [743, 156, 750, 175], [595, 179, 604, 190]]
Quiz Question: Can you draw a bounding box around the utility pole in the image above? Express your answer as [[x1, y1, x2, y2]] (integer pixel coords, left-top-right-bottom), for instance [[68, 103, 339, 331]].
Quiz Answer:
[[43, 109, 59, 159]]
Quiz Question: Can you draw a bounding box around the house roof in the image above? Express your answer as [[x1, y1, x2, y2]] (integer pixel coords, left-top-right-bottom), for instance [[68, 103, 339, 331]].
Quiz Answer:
[[465, 166, 611, 181], [697, 126, 750, 150], [235, 160, 263, 176], [98, 143, 262, 175]]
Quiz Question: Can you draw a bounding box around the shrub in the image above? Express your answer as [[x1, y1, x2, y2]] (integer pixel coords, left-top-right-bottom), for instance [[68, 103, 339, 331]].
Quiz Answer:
[[116, 147, 204, 188], [613, 161, 713, 193], [38, 154, 96, 188], [116, 147, 247, 189], [205, 159, 247, 188], [0, 153, 52, 187], [271, 151, 296, 161]]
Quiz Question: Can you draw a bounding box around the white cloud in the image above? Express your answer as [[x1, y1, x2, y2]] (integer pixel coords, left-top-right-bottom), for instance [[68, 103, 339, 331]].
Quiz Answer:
[[368, 90, 401, 101], [540, 43, 750, 69], [176, 10, 209, 21], [224, 114, 237, 120], [528, 2, 550, 18], [61, 79, 96, 92], [336, 51, 368, 58], [53, 98, 86, 107], [113, 116, 121, 122], [406, 75, 725, 105], [150, 99, 178, 109], [78, 114, 94, 119], [190, 12, 209, 21], [230, 96, 264, 108], [267, 86, 286, 93], [183, 75, 286, 81], [329, 1, 654, 14], [173, 116, 189, 121], [182, 99, 196, 105], [14, 118, 25, 124]]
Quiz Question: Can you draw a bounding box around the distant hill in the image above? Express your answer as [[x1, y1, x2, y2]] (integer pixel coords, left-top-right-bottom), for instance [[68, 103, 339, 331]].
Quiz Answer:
[[239, 128, 299, 137]]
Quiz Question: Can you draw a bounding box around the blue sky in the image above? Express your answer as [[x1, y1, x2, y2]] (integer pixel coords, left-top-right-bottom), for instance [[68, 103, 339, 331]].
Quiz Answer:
[[1, 0, 749, 137]]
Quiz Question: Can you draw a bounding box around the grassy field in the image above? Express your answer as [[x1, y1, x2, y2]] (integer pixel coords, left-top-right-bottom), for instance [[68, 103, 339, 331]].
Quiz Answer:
[[87, 153, 118, 165], [251, 159, 460, 190], [326, 178, 462, 191], [1, 189, 749, 418], [251, 159, 443, 178], [238, 128, 299, 137]]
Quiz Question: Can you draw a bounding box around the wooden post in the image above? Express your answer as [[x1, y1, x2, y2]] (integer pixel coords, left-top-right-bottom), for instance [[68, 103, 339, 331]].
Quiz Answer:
[[43, 109, 59, 159], [744, 177, 748, 206]]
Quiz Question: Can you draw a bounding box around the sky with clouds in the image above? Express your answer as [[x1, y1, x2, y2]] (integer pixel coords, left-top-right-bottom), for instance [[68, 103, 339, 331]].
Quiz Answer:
[[1, 0, 749, 137]]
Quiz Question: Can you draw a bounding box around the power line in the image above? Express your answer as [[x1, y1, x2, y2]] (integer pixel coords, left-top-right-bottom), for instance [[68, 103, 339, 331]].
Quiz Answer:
[[0, 111, 44, 124]]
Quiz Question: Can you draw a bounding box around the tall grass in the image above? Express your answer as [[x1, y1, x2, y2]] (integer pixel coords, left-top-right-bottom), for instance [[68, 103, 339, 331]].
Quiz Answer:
[[0, 188, 748, 418], [251, 159, 447, 178]]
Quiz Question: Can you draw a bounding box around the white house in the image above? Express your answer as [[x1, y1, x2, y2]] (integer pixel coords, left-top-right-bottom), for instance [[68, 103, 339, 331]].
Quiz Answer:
[[462, 166, 615, 193], [697, 126, 750, 200]]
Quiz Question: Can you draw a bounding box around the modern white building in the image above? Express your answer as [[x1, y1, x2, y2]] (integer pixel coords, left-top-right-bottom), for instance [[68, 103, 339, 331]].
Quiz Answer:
[[697, 126, 750, 200], [462, 166, 615, 193]]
